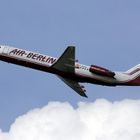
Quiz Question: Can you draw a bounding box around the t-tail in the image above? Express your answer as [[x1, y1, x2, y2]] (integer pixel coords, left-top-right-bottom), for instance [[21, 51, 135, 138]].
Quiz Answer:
[[124, 64, 140, 86]]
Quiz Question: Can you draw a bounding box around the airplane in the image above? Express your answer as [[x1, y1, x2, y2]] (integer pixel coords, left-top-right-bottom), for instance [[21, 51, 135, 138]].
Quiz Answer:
[[0, 45, 140, 97]]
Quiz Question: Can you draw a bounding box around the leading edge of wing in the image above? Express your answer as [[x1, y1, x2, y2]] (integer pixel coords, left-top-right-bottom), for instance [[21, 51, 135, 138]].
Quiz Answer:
[[58, 76, 88, 98], [51, 46, 75, 73]]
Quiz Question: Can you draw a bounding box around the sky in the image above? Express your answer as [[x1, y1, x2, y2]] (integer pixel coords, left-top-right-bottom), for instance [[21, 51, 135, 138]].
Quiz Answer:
[[0, 0, 140, 133]]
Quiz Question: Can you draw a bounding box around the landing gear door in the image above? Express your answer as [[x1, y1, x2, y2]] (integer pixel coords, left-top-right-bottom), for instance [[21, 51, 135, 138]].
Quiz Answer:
[[2, 47, 9, 55]]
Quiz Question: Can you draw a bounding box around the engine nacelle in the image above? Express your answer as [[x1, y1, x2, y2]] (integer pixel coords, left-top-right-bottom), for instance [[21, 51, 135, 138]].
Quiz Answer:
[[89, 65, 115, 78]]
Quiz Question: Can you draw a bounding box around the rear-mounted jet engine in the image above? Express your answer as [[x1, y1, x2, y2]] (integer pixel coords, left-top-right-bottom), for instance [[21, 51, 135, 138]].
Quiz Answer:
[[89, 65, 115, 78]]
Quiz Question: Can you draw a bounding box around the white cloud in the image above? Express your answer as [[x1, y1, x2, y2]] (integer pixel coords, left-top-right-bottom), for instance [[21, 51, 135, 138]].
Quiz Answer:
[[0, 99, 140, 140]]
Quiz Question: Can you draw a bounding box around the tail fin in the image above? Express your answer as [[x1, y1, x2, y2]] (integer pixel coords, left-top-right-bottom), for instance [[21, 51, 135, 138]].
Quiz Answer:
[[125, 64, 140, 85], [126, 64, 140, 75]]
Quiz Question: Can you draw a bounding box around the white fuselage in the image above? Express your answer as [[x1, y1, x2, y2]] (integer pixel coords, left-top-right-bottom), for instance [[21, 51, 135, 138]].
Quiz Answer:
[[0, 45, 139, 86]]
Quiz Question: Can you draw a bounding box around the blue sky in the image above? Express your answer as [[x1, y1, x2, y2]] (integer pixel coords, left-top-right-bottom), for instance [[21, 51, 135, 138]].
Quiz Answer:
[[0, 0, 140, 131]]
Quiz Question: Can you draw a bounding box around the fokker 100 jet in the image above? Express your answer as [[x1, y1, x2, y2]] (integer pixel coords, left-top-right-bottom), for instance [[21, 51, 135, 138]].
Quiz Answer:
[[0, 45, 140, 97]]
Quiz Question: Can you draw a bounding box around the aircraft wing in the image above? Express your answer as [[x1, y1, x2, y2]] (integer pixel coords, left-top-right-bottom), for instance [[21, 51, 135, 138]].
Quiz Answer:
[[52, 46, 75, 73], [58, 76, 88, 98], [53, 46, 87, 97]]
